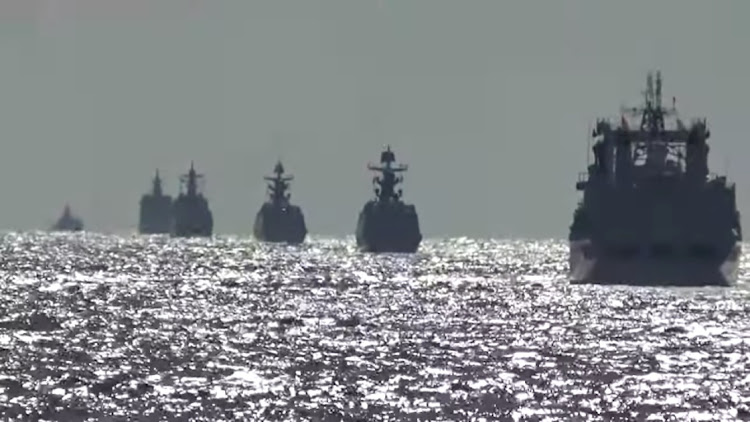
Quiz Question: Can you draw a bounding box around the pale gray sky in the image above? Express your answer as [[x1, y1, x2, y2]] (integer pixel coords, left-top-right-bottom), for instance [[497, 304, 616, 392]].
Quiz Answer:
[[0, 0, 748, 238]]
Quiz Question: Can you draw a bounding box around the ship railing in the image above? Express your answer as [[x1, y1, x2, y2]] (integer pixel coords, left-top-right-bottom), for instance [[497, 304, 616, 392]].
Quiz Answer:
[[707, 172, 726, 183], [707, 172, 735, 188]]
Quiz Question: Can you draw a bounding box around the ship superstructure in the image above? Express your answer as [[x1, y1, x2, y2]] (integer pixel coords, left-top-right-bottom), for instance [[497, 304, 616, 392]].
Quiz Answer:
[[569, 71, 741, 286], [355, 146, 422, 252], [138, 169, 173, 234], [253, 161, 307, 244], [172, 162, 213, 237]]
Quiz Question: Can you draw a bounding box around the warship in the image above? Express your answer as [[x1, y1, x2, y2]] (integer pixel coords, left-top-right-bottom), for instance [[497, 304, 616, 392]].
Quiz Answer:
[[253, 161, 307, 244], [171, 162, 213, 237], [51, 204, 84, 232], [355, 146, 422, 253], [569, 71, 742, 286], [138, 169, 173, 234]]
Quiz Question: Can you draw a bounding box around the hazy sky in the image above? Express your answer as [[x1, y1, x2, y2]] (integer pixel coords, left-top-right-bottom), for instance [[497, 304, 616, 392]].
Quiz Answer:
[[0, 0, 749, 238]]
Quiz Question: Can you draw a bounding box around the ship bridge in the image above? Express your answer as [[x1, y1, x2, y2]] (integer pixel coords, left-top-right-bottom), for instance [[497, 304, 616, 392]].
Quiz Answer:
[[582, 71, 713, 188]]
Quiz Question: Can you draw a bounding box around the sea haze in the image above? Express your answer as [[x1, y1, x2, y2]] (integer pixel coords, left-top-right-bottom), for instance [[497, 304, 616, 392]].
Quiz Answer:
[[0, 233, 749, 420]]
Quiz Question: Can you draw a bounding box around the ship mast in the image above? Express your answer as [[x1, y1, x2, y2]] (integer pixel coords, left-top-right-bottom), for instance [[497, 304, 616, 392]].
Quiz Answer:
[[367, 145, 408, 202], [180, 161, 205, 197], [152, 169, 163, 197], [264, 160, 294, 206], [622, 70, 678, 135]]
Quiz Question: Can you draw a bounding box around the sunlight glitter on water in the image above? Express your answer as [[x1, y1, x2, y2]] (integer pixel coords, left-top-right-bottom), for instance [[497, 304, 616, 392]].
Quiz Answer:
[[0, 233, 749, 420]]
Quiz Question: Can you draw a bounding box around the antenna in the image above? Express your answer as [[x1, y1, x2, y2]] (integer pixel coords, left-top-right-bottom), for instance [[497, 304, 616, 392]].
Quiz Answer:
[[655, 70, 662, 108], [586, 122, 591, 167], [271, 132, 286, 169]]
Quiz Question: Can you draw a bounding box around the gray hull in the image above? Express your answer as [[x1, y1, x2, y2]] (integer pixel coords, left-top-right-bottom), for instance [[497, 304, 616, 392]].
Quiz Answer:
[[253, 204, 307, 244], [355, 201, 421, 253], [139, 195, 172, 235], [51, 219, 83, 232], [569, 240, 741, 287], [172, 197, 213, 238]]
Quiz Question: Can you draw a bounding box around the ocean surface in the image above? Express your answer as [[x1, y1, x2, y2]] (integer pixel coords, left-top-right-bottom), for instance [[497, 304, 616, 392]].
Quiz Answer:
[[1, 232, 749, 421]]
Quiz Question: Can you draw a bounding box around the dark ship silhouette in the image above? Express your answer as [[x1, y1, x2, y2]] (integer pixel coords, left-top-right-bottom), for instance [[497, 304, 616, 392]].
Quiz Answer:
[[51, 204, 84, 232], [172, 162, 213, 237], [253, 161, 307, 244], [356, 146, 422, 253], [138, 169, 173, 234], [569, 71, 742, 286]]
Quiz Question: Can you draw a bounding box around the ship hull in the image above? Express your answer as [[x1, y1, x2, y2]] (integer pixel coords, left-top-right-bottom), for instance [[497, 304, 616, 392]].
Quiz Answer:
[[171, 197, 213, 238], [51, 222, 83, 232], [51, 217, 83, 232], [569, 239, 741, 287], [172, 224, 212, 238], [139, 195, 173, 235], [355, 201, 421, 253], [253, 204, 307, 244]]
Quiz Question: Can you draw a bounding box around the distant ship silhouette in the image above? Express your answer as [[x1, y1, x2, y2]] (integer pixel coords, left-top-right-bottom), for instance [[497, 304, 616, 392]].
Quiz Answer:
[[51, 204, 83, 232], [355, 146, 422, 253], [139, 169, 173, 234], [253, 160, 307, 244], [171, 162, 213, 237]]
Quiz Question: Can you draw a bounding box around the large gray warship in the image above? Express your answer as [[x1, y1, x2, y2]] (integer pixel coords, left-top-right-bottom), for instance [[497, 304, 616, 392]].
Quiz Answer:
[[138, 169, 173, 234], [253, 161, 307, 244], [51, 204, 84, 232], [569, 71, 742, 286], [356, 146, 422, 253], [172, 162, 213, 237]]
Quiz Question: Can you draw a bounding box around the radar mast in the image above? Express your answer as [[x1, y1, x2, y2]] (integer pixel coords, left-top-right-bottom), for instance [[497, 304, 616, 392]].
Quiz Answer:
[[367, 145, 408, 202], [180, 161, 205, 197], [152, 169, 163, 197], [264, 160, 294, 206]]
